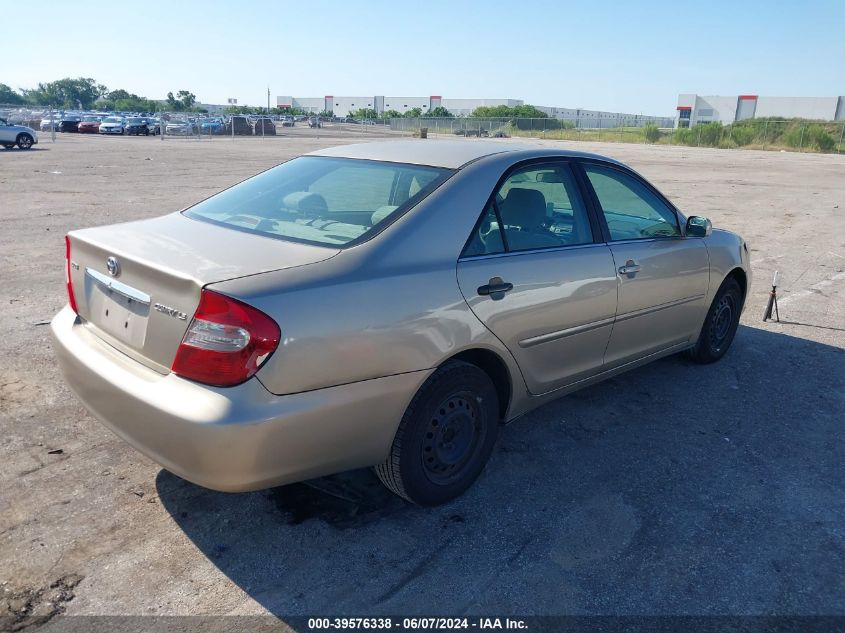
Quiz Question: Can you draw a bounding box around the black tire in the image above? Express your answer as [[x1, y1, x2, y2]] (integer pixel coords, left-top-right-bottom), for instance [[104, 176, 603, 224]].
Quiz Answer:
[[375, 361, 499, 506], [16, 133, 33, 149], [689, 277, 742, 364]]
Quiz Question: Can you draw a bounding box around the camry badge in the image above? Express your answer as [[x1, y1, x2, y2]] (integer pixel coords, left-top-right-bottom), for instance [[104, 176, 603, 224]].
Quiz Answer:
[[106, 256, 120, 277], [154, 303, 188, 321]]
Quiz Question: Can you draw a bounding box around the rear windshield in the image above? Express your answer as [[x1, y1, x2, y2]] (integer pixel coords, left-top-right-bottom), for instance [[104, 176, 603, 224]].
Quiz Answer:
[[184, 156, 452, 247]]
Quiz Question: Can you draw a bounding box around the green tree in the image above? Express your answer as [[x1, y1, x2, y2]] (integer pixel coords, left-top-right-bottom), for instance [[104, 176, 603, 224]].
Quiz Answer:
[[22, 77, 106, 108], [350, 108, 378, 120], [426, 106, 453, 118], [404, 107, 423, 118], [166, 90, 198, 111], [176, 90, 196, 109], [383, 109, 403, 119], [471, 104, 550, 118], [107, 88, 135, 101], [0, 83, 25, 105]]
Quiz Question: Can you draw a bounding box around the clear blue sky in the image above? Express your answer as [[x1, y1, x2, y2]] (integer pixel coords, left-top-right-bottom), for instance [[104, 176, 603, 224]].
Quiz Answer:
[[2, 0, 843, 115]]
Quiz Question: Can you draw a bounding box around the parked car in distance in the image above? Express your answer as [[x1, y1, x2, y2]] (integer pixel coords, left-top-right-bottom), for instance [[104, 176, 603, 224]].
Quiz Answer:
[[0, 117, 38, 149], [124, 117, 150, 136], [165, 120, 192, 136], [53, 141, 750, 506], [199, 118, 225, 134], [225, 115, 253, 136], [40, 117, 61, 132], [99, 116, 125, 135], [142, 117, 161, 135], [280, 115, 294, 127], [59, 116, 82, 133], [252, 117, 276, 135], [78, 116, 102, 134], [307, 116, 321, 128]]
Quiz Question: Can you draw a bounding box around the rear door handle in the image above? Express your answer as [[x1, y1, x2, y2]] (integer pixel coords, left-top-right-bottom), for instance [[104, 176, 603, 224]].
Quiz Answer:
[[477, 277, 513, 296], [618, 260, 641, 275]]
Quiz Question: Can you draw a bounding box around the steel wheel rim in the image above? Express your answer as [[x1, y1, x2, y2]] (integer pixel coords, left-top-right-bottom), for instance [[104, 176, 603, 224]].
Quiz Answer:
[[422, 392, 484, 485], [710, 294, 735, 352], [19, 137, 31, 148]]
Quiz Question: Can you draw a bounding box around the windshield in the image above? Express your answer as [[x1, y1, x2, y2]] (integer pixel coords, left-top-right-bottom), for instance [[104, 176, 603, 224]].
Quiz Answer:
[[103, 117, 122, 123], [185, 156, 452, 247], [83, 116, 99, 122], [126, 117, 142, 124]]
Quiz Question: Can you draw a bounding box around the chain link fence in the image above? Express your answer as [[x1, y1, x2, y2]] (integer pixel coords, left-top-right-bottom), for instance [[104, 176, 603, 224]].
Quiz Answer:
[[3, 104, 843, 154], [389, 116, 845, 153]]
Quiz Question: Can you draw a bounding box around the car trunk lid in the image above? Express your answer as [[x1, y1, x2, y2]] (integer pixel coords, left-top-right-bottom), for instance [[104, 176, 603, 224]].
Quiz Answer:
[[67, 212, 338, 373]]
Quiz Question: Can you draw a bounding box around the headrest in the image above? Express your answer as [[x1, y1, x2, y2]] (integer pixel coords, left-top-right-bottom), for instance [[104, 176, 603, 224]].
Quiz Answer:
[[282, 191, 328, 214], [371, 205, 399, 225], [499, 188, 547, 229], [536, 171, 564, 183]]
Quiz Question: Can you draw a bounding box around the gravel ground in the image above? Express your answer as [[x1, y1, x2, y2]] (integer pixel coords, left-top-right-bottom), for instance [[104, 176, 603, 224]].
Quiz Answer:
[[1, 132, 843, 622]]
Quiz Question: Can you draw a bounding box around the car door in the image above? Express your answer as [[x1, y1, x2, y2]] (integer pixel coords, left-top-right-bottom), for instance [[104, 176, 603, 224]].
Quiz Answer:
[[579, 161, 710, 368], [0, 119, 12, 143], [457, 161, 618, 395]]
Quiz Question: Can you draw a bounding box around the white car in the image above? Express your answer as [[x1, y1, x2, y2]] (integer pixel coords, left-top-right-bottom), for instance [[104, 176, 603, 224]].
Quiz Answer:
[[99, 117, 125, 135], [165, 121, 193, 136], [40, 117, 60, 132], [0, 117, 38, 149]]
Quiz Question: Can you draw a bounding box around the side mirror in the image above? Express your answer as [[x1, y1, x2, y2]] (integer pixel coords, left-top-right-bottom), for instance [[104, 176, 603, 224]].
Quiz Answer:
[[686, 215, 712, 237]]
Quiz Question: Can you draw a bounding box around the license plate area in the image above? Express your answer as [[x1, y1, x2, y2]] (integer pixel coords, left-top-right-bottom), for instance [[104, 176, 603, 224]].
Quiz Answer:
[[84, 268, 150, 348]]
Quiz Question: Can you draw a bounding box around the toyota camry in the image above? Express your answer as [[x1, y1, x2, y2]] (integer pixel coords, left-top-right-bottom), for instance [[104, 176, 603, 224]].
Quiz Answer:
[[52, 141, 750, 506]]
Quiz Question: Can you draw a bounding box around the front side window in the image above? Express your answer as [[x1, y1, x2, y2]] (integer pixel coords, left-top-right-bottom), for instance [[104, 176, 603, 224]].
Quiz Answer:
[[583, 164, 680, 240], [463, 162, 593, 256], [185, 157, 451, 247]]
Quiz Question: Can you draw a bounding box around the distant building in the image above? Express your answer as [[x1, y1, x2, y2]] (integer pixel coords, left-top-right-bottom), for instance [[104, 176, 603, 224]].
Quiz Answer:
[[275, 95, 523, 117], [275, 94, 673, 127], [676, 94, 845, 128], [199, 103, 229, 115]]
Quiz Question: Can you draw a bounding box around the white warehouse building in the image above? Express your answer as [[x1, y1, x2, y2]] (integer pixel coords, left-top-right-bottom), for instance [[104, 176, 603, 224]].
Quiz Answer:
[[276, 95, 523, 117], [676, 94, 845, 127]]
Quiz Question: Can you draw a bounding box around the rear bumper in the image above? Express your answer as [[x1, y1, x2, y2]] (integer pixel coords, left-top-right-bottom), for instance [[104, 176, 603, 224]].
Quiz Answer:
[[51, 306, 430, 491]]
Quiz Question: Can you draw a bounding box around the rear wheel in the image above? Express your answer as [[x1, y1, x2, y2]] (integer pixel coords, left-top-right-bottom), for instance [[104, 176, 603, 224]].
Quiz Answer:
[[375, 361, 499, 506], [16, 133, 33, 149], [690, 277, 742, 363]]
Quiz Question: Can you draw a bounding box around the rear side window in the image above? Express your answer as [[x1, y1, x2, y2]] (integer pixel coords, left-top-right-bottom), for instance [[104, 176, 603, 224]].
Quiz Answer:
[[185, 157, 451, 247], [463, 162, 593, 256], [584, 164, 680, 240]]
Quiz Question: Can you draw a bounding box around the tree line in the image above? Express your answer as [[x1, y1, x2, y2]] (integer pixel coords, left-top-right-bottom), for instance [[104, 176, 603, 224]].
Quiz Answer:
[[1, 78, 556, 120], [0, 78, 204, 112]]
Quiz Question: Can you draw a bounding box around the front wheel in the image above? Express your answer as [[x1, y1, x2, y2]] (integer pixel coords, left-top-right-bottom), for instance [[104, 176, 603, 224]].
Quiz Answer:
[[16, 133, 33, 149], [689, 277, 742, 363], [375, 361, 499, 506]]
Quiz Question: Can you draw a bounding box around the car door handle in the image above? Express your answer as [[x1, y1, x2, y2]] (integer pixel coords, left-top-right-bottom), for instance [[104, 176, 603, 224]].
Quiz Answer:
[[618, 260, 641, 275], [477, 277, 513, 296]]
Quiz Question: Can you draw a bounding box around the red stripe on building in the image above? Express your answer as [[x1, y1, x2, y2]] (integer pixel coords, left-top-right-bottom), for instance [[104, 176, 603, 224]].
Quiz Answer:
[[430, 95, 442, 99], [738, 95, 758, 100], [676, 106, 692, 110]]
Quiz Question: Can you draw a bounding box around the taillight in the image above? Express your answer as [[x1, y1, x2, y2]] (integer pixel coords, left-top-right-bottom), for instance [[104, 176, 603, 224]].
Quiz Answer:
[[171, 290, 280, 387], [65, 235, 78, 313]]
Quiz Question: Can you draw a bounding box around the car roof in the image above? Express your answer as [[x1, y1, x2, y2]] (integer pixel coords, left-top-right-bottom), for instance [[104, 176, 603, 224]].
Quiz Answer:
[[307, 140, 622, 170]]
